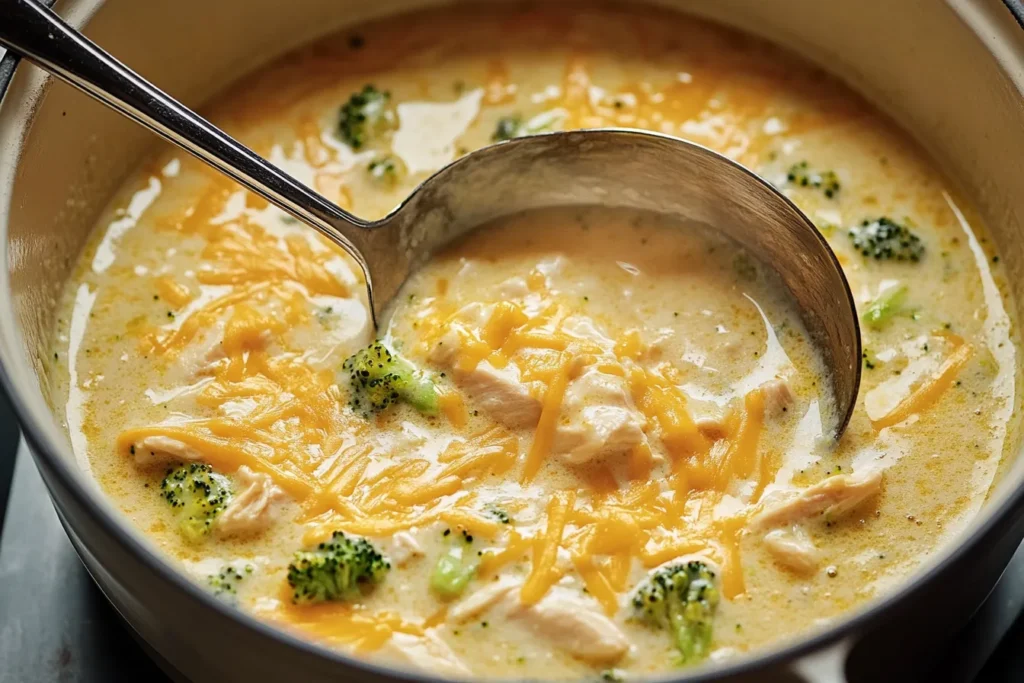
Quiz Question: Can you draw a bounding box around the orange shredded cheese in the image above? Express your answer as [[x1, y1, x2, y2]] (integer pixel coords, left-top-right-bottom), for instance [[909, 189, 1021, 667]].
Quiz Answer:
[[521, 354, 573, 482], [521, 490, 576, 604], [873, 343, 975, 430]]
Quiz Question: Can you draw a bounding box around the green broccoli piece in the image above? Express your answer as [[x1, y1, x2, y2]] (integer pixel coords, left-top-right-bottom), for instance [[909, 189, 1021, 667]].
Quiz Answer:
[[786, 161, 841, 198], [631, 560, 720, 666], [287, 531, 390, 604], [493, 115, 525, 142], [848, 217, 925, 262], [492, 110, 563, 142], [207, 563, 252, 600], [161, 463, 232, 542], [337, 85, 396, 150], [862, 284, 908, 330], [430, 529, 479, 600], [342, 341, 439, 416], [367, 155, 404, 187]]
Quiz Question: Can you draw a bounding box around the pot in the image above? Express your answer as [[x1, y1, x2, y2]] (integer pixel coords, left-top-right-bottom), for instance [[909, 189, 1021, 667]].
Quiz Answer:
[[2, 1, 1024, 681]]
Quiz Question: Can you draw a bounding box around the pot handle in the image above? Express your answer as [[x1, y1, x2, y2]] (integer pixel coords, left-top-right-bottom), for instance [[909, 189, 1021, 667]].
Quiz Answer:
[[789, 639, 851, 683]]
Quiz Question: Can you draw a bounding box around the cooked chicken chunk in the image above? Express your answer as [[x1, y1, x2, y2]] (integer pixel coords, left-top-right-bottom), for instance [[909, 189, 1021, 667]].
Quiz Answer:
[[216, 466, 287, 537], [755, 468, 883, 528], [763, 526, 819, 574], [133, 435, 203, 467], [517, 588, 630, 663], [497, 276, 530, 299], [459, 361, 542, 429], [448, 579, 518, 623], [383, 630, 470, 677], [448, 581, 629, 664], [383, 531, 425, 567], [426, 303, 544, 429], [762, 378, 795, 417], [553, 368, 646, 465], [561, 315, 615, 351]]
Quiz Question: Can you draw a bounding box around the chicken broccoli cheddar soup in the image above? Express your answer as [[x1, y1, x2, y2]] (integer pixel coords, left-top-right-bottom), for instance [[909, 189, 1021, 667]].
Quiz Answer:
[[50, 4, 1018, 679]]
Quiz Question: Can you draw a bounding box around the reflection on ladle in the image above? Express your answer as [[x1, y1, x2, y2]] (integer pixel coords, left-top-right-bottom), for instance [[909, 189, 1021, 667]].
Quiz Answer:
[[0, 0, 861, 437]]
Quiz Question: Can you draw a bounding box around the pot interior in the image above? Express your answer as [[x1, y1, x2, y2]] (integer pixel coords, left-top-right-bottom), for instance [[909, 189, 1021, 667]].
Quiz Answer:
[[2, 0, 1024, 674]]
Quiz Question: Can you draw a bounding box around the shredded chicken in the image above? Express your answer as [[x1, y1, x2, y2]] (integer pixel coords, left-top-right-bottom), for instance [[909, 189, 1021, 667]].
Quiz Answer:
[[216, 466, 287, 537], [133, 435, 204, 467], [763, 526, 819, 574], [427, 302, 544, 429], [762, 378, 795, 417], [382, 630, 471, 677], [459, 361, 543, 429], [496, 276, 530, 299], [517, 589, 630, 663], [448, 581, 628, 663], [561, 315, 615, 351], [448, 579, 518, 623], [383, 531, 425, 567], [553, 368, 646, 465], [755, 468, 884, 528]]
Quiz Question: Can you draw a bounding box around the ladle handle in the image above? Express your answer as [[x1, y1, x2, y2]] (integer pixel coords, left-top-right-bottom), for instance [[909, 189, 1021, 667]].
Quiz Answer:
[[0, 0, 373, 277]]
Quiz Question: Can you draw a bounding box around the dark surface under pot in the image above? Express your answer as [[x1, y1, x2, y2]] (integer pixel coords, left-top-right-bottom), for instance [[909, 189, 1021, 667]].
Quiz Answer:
[[2, 392, 1024, 682]]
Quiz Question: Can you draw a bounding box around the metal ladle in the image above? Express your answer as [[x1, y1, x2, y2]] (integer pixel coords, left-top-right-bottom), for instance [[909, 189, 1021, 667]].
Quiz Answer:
[[0, 0, 861, 437]]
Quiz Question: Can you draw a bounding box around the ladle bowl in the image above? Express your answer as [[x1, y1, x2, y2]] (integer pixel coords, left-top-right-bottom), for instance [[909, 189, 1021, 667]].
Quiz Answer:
[[0, 0, 861, 436]]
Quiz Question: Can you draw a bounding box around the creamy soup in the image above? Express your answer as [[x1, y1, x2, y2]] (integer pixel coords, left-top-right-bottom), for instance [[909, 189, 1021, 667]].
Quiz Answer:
[[49, 3, 1018, 680]]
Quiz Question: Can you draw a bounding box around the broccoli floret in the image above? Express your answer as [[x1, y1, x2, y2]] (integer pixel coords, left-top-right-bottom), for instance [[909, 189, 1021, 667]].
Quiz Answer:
[[287, 531, 390, 604], [492, 110, 563, 142], [337, 85, 396, 150], [342, 341, 439, 416], [848, 217, 925, 262], [207, 563, 252, 600], [493, 115, 525, 142], [430, 529, 479, 600], [862, 284, 908, 330], [367, 155, 404, 187], [786, 161, 841, 198], [161, 463, 232, 542], [631, 560, 720, 666]]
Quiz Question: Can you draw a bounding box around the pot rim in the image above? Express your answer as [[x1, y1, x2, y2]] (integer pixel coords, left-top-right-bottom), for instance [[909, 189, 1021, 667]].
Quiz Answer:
[[1, 1, 1024, 680]]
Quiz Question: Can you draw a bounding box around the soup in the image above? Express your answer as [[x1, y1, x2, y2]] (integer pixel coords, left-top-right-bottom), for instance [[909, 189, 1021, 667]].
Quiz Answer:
[[49, 3, 1017, 679]]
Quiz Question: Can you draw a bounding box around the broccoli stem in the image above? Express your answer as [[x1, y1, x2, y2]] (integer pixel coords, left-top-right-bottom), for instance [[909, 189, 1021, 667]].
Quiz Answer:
[[862, 284, 908, 330], [430, 535, 478, 599]]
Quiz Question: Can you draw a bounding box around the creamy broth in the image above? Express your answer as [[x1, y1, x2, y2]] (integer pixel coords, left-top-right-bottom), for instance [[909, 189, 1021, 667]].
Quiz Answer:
[[49, 3, 1017, 679]]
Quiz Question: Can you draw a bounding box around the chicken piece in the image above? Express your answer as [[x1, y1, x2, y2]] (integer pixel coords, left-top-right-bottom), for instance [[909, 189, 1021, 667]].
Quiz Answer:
[[216, 466, 287, 537], [427, 302, 494, 367], [382, 630, 471, 677], [763, 526, 819, 574], [448, 581, 629, 664], [426, 302, 543, 429], [694, 414, 729, 441], [561, 315, 615, 351], [384, 531, 425, 567], [497, 276, 530, 299], [762, 378, 795, 418], [133, 435, 204, 467], [553, 368, 646, 465], [448, 578, 517, 623], [511, 588, 630, 663], [458, 361, 542, 430], [174, 320, 227, 380], [754, 468, 884, 528]]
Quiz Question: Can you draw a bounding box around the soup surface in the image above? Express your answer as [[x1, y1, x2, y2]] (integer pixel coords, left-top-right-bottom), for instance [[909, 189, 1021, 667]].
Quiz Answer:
[[50, 3, 1019, 679]]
